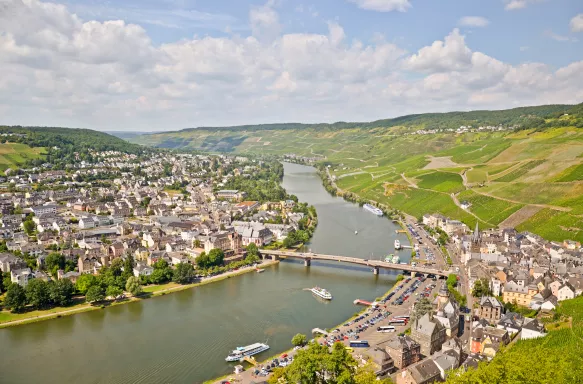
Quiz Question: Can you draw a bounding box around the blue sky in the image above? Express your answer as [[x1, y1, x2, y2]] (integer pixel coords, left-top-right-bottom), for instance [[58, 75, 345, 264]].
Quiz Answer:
[[1, 0, 582, 130]]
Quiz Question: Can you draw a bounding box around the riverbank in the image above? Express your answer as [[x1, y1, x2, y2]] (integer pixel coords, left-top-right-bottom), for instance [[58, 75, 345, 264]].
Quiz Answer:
[[0, 260, 279, 329]]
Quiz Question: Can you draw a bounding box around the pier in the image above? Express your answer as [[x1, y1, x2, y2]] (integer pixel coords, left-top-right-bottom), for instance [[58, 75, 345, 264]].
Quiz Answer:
[[312, 328, 330, 336]]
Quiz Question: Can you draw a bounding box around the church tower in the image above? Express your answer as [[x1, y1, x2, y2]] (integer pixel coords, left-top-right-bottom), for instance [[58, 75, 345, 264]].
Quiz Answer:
[[470, 221, 481, 253]]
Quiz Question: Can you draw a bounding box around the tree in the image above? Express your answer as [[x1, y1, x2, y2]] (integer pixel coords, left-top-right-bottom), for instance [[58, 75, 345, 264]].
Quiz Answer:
[[472, 278, 492, 298], [396, 274, 405, 283], [106, 285, 123, 300], [86, 285, 105, 303], [45, 252, 66, 276], [411, 297, 434, 324], [193, 239, 202, 248], [173, 262, 195, 284], [25, 279, 50, 309], [207, 248, 224, 266], [151, 259, 173, 284], [4, 283, 27, 313], [291, 333, 307, 347], [125, 276, 142, 296], [23, 219, 36, 236], [246, 243, 261, 263], [49, 278, 74, 306], [447, 273, 458, 289], [2, 271, 11, 292], [76, 274, 97, 295]]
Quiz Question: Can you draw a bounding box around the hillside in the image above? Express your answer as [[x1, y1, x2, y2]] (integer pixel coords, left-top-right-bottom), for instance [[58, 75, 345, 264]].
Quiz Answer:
[[446, 296, 583, 384], [131, 103, 583, 242], [0, 126, 148, 170]]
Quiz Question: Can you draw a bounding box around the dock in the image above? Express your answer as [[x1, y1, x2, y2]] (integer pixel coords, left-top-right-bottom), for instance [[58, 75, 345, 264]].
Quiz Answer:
[[353, 299, 372, 306], [242, 356, 258, 366], [395, 229, 407, 233], [312, 328, 330, 336]]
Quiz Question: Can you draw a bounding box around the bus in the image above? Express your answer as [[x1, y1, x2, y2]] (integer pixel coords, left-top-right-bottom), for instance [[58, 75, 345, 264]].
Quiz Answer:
[[393, 315, 410, 320], [377, 326, 396, 333], [349, 340, 370, 348], [388, 319, 407, 326]]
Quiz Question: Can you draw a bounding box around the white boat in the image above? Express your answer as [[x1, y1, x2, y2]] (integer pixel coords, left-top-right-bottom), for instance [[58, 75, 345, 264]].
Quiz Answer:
[[256, 268, 265, 273], [225, 343, 270, 362], [310, 287, 333, 300], [363, 204, 383, 216], [355, 230, 358, 235], [394, 239, 402, 249]]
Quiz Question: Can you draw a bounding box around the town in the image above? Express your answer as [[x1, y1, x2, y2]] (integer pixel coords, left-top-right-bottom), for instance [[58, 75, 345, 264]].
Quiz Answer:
[[0, 150, 317, 318]]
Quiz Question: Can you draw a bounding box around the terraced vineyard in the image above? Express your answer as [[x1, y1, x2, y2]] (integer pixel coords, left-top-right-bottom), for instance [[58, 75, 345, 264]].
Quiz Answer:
[[0, 143, 46, 172], [132, 103, 583, 242]]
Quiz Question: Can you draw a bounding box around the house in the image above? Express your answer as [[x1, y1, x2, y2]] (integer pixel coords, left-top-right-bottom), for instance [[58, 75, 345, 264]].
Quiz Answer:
[[557, 283, 576, 302], [410, 313, 446, 357], [30, 204, 58, 216], [216, 190, 245, 201], [133, 262, 154, 277], [502, 282, 536, 307], [497, 312, 525, 336], [369, 347, 395, 376], [11, 268, 33, 286], [540, 296, 558, 311], [480, 327, 510, 358], [433, 284, 460, 337], [0, 252, 27, 272], [477, 296, 504, 323], [57, 269, 81, 283], [383, 335, 421, 369], [78, 255, 101, 274], [521, 319, 546, 340], [234, 201, 260, 213], [396, 359, 442, 384]]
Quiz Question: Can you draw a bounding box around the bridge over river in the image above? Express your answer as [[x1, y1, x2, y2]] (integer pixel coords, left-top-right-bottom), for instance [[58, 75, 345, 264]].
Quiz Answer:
[[261, 250, 453, 277]]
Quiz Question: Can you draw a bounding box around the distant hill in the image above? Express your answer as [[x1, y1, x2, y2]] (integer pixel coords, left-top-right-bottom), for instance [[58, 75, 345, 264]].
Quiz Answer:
[[130, 102, 583, 242]]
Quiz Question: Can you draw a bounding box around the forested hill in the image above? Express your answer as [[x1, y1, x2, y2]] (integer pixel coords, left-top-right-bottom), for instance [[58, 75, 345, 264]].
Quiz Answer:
[[142, 103, 579, 137], [0, 126, 145, 154]]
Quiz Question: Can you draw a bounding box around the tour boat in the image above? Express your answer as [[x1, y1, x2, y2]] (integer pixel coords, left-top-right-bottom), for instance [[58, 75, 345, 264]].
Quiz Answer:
[[310, 287, 333, 300], [363, 204, 383, 216], [225, 343, 270, 362], [384, 254, 395, 262], [394, 239, 402, 249], [392, 254, 400, 264], [355, 230, 358, 235]]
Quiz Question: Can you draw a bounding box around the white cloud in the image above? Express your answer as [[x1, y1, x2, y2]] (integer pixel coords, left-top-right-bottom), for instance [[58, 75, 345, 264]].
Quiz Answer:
[[347, 0, 411, 12], [458, 16, 490, 28], [1, 0, 583, 130], [571, 14, 583, 33], [504, 0, 545, 11], [544, 29, 577, 42]]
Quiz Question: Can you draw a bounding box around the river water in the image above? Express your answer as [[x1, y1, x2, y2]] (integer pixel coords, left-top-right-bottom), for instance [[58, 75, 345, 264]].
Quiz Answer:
[[0, 162, 410, 384]]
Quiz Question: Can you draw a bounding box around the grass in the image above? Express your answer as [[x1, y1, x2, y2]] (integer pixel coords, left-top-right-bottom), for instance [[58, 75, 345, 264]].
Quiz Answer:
[[457, 190, 524, 225], [0, 142, 46, 171], [554, 163, 583, 182], [492, 160, 545, 182], [416, 171, 465, 193], [516, 208, 583, 243]]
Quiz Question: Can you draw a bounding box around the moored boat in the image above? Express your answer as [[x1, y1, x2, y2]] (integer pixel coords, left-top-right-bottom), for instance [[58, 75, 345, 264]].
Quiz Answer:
[[394, 239, 401, 249], [256, 268, 265, 273], [225, 343, 270, 362], [363, 204, 383, 216]]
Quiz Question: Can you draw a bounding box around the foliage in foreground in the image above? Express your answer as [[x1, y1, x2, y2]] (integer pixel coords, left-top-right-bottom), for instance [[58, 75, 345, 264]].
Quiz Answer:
[[446, 296, 583, 384], [269, 342, 392, 384]]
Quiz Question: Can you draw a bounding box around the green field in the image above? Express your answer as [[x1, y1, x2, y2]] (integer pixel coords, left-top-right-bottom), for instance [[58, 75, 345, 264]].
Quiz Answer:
[[0, 143, 46, 172], [492, 160, 545, 182], [457, 190, 523, 226], [554, 163, 583, 182], [516, 208, 583, 242], [416, 171, 465, 193]]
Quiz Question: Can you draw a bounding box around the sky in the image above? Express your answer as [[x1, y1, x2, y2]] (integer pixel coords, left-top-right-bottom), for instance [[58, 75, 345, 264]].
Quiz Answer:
[[1, 0, 582, 131]]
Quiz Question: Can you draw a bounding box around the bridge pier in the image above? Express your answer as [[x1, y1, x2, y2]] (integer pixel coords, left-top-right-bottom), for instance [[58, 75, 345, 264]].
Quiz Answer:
[[304, 259, 311, 267], [411, 271, 416, 278], [373, 266, 379, 275], [271, 254, 279, 261]]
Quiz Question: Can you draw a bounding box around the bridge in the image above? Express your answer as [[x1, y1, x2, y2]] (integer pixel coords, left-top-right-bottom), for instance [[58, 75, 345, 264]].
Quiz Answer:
[[260, 250, 452, 277]]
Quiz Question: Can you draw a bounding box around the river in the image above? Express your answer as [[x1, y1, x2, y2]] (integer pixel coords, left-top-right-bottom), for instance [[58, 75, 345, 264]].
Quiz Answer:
[[0, 162, 410, 384]]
